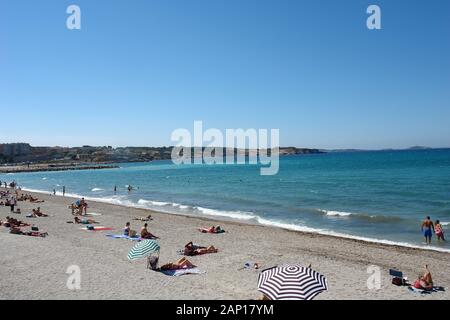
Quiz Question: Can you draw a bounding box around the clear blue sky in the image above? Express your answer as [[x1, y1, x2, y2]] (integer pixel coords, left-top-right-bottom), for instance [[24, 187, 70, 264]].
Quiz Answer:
[[1, 0, 449, 149]]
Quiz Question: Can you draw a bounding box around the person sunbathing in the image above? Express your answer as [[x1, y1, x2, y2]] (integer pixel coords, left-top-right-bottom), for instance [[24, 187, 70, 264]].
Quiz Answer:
[[184, 241, 218, 256], [10, 226, 48, 237], [140, 223, 158, 239], [199, 225, 224, 233], [414, 265, 434, 291], [74, 217, 98, 224], [160, 257, 196, 271], [29, 196, 44, 203], [32, 209, 48, 217], [6, 216, 29, 227], [133, 214, 152, 222]]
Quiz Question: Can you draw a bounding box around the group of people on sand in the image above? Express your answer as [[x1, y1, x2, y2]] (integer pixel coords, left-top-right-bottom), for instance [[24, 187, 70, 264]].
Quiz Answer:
[[124, 221, 159, 239], [421, 216, 446, 244], [69, 198, 88, 215]]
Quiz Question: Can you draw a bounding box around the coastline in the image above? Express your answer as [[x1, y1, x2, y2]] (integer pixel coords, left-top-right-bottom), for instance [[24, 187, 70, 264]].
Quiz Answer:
[[1, 187, 450, 299], [18, 186, 450, 254]]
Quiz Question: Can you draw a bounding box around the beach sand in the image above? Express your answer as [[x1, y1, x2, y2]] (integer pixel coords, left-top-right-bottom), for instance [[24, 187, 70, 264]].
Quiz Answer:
[[0, 187, 449, 300]]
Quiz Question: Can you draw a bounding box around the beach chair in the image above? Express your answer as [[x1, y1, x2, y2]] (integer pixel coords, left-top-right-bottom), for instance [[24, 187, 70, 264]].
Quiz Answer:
[[389, 269, 407, 286]]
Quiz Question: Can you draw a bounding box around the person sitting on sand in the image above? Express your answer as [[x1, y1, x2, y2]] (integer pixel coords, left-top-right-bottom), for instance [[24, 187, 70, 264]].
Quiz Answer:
[[421, 216, 435, 245], [435, 220, 446, 242], [184, 241, 218, 256], [14, 208, 21, 214], [140, 223, 158, 239], [32, 209, 48, 217], [74, 217, 98, 224], [413, 265, 434, 291], [124, 222, 137, 237]]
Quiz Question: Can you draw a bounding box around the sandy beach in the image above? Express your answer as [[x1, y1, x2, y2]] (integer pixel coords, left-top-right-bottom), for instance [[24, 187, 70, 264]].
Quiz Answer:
[[0, 187, 449, 300]]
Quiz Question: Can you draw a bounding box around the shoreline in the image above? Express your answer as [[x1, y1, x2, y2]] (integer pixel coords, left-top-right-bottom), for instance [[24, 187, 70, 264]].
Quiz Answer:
[[0, 164, 119, 174], [16, 186, 450, 254], [1, 187, 450, 299]]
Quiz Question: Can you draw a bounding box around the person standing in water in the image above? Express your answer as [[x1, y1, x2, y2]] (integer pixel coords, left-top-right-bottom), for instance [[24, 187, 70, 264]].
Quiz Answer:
[[114, 185, 117, 193], [435, 220, 446, 242], [421, 216, 435, 245], [63, 186, 66, 197]]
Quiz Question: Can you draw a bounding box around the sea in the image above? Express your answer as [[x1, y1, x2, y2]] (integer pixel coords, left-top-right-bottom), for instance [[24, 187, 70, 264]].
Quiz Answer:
[[3, 149, 450, 252]]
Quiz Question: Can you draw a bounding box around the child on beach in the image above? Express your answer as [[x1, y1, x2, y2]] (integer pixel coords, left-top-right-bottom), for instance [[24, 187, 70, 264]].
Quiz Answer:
[[435, 220, 446, 241]]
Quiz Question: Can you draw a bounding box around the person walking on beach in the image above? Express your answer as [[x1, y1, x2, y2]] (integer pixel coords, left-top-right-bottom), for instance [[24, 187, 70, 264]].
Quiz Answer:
[[53, 189, 56, 195], [63, 186, 66, 196], [435, 220, 446, 242], [421, 216, 435, 245], [10, 197, 16, 213]]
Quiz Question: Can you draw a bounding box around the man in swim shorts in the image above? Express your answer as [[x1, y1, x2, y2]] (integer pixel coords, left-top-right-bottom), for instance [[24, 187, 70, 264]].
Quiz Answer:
[[421, 216, 435, 245]]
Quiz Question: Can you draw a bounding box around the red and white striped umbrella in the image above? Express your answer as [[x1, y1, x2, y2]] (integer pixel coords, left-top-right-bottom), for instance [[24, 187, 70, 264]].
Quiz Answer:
[[257, 264, 328, 300]]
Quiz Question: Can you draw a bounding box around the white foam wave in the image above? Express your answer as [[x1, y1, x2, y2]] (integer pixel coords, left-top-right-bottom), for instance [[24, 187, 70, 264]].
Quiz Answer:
[[320, 209, 353, 217], [195, 206, 256, 221], [19, 186, 450, 253], [138, 199, 170, 206], [91, 188, 104, 192]]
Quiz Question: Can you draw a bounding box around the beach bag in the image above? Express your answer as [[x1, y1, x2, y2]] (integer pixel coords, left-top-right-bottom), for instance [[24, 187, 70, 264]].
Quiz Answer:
[[87, 225, 95, 230], [392, 277, 403, 286], [31, 226, 39, 231]]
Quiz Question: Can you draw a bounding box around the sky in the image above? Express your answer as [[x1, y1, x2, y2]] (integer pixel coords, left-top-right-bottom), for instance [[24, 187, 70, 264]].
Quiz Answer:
[[0, 0, 449, 149]]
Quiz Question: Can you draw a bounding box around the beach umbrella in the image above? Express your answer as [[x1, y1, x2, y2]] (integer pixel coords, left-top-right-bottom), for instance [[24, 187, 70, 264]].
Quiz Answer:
[[257, 264, 328, 300], [127, 240, 160, 260]]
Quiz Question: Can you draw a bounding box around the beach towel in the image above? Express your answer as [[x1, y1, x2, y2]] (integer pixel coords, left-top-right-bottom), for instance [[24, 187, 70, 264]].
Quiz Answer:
[[81, 226, 113, 231], [408, 286, 445, 294], [85, 212, 102, 216], [106, 234, 142, 241], [160, 267, 205, 277]]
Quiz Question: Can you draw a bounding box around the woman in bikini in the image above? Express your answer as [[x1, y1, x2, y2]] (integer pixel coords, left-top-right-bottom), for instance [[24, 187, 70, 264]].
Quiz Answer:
[[435, 220, 446, 242], [414, 265, 433, 291]]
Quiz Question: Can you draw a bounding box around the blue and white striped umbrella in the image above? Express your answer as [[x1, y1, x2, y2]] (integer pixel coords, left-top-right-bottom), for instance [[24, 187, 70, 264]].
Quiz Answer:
[[127, 240, 160, 260], [257, 264, 328, 300]]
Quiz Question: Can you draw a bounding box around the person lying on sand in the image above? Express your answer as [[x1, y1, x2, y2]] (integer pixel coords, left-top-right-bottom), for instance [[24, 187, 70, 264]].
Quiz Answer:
[[184, 241, 218, 256], [199, 225, 225, 233], [5, 216, 29, 227], [133, 214, 152, 222], [140, 223, 158, 239], [74, 217, 98, 224], [10, 226, 48, 237], [413, 265, 434, 291], [160, 257, 196, 270], [29, 196, 44, 203]]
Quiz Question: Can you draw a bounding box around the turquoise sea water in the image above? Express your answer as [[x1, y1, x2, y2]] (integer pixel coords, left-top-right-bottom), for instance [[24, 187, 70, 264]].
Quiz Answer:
[[3, 149, 450, 251]]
